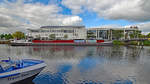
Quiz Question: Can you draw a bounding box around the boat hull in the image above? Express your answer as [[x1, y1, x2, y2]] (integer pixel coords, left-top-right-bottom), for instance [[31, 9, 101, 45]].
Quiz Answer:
[[10, 42, 113, 46], [10, 40, 113, 46], [0, 63, 46, 84], [12, 72, 39, 84]]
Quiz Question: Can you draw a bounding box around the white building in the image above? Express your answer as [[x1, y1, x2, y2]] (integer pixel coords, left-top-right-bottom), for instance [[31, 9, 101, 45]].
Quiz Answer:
[[87, 26, 140, 40], [27, 26, 87, 40]]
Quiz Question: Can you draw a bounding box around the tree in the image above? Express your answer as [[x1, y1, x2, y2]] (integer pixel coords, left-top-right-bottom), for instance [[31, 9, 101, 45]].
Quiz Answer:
[[0, 34, 13, 40], [49, 34, 56, 40], [4, 34, 13, 40], [64, 34, 68, 39], [12, 31, 25, 40], [129, 30, 140, 39], [146, 33, 150, 38], [112, 30, 124, 40], [139, 34, 146, 38], [0, 34, 5, 40]]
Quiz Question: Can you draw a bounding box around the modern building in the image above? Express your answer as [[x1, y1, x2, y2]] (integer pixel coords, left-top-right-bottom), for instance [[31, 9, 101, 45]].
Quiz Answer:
[[87, 26, 140, 40], [27, 25, 140, 40], [27, 25, 87, 40]]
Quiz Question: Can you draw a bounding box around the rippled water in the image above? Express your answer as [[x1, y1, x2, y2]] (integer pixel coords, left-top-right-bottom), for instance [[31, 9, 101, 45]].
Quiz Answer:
[[0, 45, 150, 84]]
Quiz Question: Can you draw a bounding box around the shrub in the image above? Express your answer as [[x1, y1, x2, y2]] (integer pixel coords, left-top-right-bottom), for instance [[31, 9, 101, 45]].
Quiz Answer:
[[143, 40, 150, 46], [129, 41, 138, 45], [113, 40, 125, 45]]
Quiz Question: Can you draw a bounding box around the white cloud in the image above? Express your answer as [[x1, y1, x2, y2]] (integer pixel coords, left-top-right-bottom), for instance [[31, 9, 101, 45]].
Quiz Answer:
[[137, 22, 150, 34], [62, 0, 150, 22], [88, 24, 122, 29], [1, 0, 150, 34], [0, 0, 82, 33], [62, 16, 82, 25], [62, 0, 150, 33]]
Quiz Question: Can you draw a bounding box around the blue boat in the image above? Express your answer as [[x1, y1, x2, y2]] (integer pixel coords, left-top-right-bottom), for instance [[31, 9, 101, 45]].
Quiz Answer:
[[0, 58, 46, 84]]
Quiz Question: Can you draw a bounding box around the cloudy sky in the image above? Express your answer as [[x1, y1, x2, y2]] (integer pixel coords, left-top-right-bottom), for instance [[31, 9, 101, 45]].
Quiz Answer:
[[0, 0, 150, 34]]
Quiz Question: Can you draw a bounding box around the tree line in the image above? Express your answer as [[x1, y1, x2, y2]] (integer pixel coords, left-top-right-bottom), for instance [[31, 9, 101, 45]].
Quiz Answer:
[[0, 31, 25, 40]]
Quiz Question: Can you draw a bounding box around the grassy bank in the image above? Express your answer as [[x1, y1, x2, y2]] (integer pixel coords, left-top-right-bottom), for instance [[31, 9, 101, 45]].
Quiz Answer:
[[113, 40, 150, 46], [128, 40, 150, 46], [142, 40, 150, 46], [113, 40, 125, 45]]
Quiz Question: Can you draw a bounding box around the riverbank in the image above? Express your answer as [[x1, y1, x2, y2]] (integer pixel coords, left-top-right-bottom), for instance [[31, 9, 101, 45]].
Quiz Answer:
[[0, 40, 10, 44], [113, 40, 150, 46]]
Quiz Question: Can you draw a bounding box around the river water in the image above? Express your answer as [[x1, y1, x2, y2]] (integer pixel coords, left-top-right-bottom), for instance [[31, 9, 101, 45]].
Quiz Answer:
[[0, 45, 150, 84]]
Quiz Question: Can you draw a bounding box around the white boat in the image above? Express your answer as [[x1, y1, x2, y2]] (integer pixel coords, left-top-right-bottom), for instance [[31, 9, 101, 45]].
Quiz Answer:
[[0, 58, 46, 84]]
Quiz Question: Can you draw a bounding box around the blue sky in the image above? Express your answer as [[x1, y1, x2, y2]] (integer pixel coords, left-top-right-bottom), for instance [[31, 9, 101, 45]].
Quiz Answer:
[[0, 0, 150, 33]]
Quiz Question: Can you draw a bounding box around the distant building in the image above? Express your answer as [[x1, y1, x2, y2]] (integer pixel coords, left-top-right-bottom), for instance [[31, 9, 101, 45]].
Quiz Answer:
[[27, 25, 87, 40], [87, 26, 140, 40], [27, 25, 140, 40]]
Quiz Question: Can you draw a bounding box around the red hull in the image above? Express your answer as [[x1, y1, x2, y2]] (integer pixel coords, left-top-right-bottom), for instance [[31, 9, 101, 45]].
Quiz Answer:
[[97, 40, 105, 43], [32, 40, 74, 43], [32, 40, 104, 43]]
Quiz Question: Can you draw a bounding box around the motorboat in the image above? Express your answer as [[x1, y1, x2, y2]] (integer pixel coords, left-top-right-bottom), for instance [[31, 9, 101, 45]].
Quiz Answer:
[[0, 58, 46, 84]]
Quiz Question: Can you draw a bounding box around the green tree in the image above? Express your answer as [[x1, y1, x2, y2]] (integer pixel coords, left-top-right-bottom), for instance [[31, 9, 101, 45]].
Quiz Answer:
[[12, 31, 25, 40], [139, 34, 146, 38], [129, 30, 140, 39], [112, 30, 124, 40], [4, 34, 13, 40], [146, 33, 150, 38], [0, 34, 5, 40], [64, 34, 68, 39], [49, 34, 56, 40]]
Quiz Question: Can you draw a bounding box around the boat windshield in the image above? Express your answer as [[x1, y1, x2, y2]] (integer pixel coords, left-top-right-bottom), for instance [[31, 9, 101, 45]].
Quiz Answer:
[[0, 61, 11, 72], [0, 57, 11, 62], [0, 58, 43, 73], [0, 58, 22, 73]]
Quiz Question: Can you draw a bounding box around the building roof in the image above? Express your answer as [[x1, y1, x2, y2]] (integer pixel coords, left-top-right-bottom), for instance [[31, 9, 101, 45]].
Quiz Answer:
[[40, 25, 85, 29], [87, 27, 139, 31], [27, 29, 40, 32]]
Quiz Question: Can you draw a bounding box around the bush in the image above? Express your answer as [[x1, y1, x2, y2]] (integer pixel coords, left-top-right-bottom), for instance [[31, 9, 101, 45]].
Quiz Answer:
[[113, 40, 125, 45], [143, 40, 150, 46], [129, 41, 138, 45]]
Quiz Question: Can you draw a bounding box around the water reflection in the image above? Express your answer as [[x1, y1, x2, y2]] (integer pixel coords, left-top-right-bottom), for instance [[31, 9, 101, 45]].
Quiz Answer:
[[0, 45, 150, 84]]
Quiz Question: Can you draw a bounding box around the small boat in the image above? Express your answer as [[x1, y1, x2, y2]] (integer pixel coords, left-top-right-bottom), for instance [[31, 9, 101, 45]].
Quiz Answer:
[[0, 58, 46, 84]]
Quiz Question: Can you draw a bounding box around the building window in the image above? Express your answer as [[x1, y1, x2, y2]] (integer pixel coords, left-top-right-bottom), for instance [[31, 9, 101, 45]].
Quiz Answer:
[[63, 30, 74, 33], [98, 30, 108, 39]]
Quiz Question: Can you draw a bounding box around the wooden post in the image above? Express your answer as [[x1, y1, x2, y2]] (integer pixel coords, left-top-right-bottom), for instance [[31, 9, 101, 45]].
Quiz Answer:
[[124, 29, 125, 40], [141, 41, 144, 49], [138, 41, 140, 46]]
